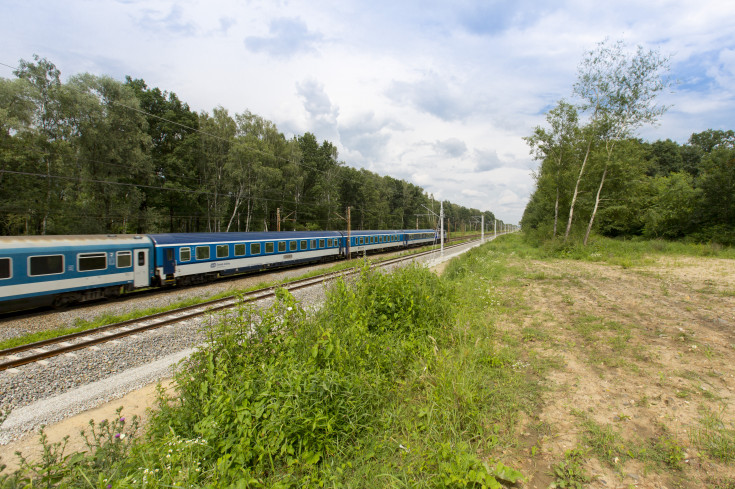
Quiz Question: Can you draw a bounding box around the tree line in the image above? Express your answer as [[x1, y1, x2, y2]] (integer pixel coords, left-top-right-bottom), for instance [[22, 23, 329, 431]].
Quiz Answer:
[[0, 56, 497, 236], [521, 40, 735, 245]]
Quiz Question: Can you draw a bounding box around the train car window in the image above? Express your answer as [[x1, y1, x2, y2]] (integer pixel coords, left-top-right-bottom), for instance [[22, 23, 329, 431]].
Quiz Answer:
[[327, 239, 333, 247], [289, 241, 297, 252], [196, 246, 210, 260], [0, 258, 11, 279], [138, 251, 146, 266], [166, 249, 174, 261], [116, 251, 132, 268], [216, 245, 228, 258], [319, 239, 325, 248], [235, 244, 246, 256], [250, 243, 260, 255], [266, 242, 274, 253], [78, 252, 107, 272], [180, 248, 191, 262], [278, 242, 286, 253], [29, 255, 64, 276], [300, 240, 307, 250], [310, 240, 317, 249]]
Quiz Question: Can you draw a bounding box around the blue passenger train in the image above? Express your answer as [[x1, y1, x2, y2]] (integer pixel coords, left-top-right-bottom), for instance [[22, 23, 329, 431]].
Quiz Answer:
[[0, 229, 441, 313]]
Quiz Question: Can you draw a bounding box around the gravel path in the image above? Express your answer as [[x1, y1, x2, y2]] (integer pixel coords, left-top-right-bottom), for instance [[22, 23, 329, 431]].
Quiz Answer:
[[0, 240, 486, 444]]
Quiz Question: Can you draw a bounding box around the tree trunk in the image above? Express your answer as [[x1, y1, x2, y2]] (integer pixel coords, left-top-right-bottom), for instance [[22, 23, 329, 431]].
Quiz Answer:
[[245, 198, 252, 232], [226, 187, 244, 232], [553, 186, 559, 238], [584, 164, 608, 246], [564, 139, 593, 241]]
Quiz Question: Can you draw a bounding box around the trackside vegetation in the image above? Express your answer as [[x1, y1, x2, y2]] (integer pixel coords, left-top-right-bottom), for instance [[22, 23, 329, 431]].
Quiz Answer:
[[4, 234, 733, 486], [0, 56, 499, 236], [0, 258, 538, 488]]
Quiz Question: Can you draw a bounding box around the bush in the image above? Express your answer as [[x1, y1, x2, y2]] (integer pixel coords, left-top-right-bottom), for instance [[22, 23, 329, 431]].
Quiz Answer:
[[142, 264, 455, 486]]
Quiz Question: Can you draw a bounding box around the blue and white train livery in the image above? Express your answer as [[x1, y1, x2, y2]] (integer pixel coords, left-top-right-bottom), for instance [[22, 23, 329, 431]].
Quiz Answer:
[[0, 235, 153, 310], [148, 231, 344, 286], [0, 229, 442, 313]]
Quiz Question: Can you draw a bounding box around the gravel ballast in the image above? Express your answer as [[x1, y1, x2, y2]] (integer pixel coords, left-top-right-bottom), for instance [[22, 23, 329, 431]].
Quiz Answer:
[[0, 239, 487, 444]]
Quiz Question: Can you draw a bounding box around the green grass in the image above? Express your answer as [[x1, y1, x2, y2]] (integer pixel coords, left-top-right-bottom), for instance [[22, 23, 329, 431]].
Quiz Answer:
[[8, 231, 729, 486], [0, 243, 448, 352], [517, 232, 735, 264], [690, 407, 735, 463], [2, 254, 537, 487]]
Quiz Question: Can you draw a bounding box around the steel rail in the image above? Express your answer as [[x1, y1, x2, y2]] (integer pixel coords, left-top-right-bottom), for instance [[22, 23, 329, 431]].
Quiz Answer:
[[0, 239, 477, 371]]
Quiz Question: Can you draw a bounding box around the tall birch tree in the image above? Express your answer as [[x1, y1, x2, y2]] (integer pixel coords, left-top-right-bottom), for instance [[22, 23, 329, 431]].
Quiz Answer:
[[524, 100, 579, 238], [573, 39, 671, 245]]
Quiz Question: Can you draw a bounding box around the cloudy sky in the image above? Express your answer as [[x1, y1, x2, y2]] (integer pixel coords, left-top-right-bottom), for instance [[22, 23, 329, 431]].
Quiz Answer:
[[2, 1, 734, 223]]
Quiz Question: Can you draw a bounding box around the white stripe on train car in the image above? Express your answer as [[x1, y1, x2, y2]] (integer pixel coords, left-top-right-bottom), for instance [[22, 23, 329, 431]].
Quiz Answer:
[[172, 248, 340, 278], [0, 272, 134, 299]]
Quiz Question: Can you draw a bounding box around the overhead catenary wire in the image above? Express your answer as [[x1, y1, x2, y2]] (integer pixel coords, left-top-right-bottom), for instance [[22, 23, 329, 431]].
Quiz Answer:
[[0, 57, 454, 205], [1, 58, 496, 229]]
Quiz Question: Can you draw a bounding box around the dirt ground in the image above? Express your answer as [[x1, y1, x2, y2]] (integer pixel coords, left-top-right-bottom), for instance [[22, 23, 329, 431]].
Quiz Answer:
[[2, 254, 734, 488], [0, 382, 173, 472], [499, 255, 735, 488]]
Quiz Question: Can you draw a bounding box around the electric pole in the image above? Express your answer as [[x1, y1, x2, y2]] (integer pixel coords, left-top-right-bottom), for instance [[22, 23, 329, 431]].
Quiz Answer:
[[440, 201, 444, 256]]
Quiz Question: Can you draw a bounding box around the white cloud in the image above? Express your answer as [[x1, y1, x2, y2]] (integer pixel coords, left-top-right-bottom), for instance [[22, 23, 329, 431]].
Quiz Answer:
[[244, 17, 324, 58], [2, 0, 734, 223]]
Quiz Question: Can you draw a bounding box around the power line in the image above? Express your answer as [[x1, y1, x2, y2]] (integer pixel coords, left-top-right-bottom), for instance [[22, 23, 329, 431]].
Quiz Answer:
[[1, 58, 416, 197]]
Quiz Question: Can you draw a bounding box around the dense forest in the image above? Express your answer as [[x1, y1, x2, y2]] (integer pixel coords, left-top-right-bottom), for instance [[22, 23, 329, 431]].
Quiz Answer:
[[521, 40, 735, 245], [0, 56, 497, 236]]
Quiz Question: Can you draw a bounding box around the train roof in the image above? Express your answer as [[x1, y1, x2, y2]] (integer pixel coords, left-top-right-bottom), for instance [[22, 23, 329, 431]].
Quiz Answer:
[[0, 234, 152, 250], [348, 229, 433, 235], [147, 231, 344, 246]]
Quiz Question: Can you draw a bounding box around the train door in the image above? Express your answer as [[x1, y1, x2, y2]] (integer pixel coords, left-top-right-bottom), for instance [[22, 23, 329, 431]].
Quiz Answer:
[[134, 249, 150, 288], [162, 248, 175, 276]]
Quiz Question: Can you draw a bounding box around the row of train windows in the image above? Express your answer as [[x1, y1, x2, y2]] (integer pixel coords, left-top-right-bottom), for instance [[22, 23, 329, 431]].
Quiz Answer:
[[177, 238, 338, 262], [353, 235, 400, 245], [0, 251, 135, 279]]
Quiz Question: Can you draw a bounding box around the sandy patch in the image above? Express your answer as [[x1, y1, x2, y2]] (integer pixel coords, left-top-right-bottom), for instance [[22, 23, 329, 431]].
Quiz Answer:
[[1, 381, 173, 472], [500, 255, 735, 488]]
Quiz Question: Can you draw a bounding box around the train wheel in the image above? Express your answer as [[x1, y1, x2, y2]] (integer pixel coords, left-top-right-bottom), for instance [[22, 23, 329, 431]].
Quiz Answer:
[[52, 294, 75, 308]]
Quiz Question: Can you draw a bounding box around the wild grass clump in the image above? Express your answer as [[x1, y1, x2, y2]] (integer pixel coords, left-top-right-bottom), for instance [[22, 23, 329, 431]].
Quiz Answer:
[[515, 231, 735, 264], [690, 407, 735, 463], [143, 265, 456, 486], [2, 260, 531, 487]]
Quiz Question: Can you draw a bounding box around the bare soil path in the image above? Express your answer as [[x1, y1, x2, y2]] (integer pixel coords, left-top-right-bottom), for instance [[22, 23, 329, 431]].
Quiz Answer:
[[499, 255, 735, 488]]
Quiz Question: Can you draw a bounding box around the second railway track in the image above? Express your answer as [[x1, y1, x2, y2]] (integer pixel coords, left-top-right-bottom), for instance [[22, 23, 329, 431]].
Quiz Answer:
[[0, 239, 479, 372]]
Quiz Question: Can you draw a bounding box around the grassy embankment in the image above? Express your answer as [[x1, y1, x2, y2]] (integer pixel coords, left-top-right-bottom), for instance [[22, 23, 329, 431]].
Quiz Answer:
[[0, 242, 446, 351], [3, 233, 735, 487]]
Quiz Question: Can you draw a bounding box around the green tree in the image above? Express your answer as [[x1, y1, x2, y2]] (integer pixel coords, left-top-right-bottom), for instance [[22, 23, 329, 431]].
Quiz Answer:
[[643, 172, 700, 238], [696, 146, 735, 243], [69, 73, 152, 233], [125, 77, 201, 232], [524, 100, 579, 238], [573, 39, 671, 244], [646, 139, 683, 176], [198, 107, 236, 232], [689, 129, 735, 153]]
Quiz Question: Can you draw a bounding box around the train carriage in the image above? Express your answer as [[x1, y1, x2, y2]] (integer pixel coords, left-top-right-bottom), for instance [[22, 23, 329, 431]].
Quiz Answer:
[[403, 230, 438, 247], [347, 230, 403, 257], [0, 228, 445, 314], [0, 235, 154, 312], [148, 231, 344, 286]]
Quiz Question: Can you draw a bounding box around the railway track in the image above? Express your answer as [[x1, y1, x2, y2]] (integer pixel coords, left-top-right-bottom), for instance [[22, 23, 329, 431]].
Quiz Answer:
[[0, 238, 481, 371]]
